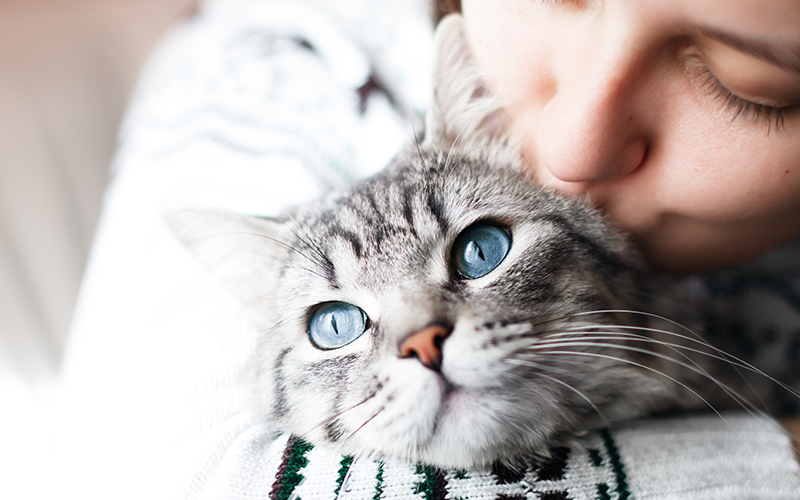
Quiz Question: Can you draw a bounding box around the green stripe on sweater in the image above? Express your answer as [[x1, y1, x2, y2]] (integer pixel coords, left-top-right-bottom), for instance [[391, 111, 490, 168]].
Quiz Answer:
[[273, 437, 314, 500], [373, 461, 385, 500], [601, 429, 630, 500], [334, 455, 355, 497]]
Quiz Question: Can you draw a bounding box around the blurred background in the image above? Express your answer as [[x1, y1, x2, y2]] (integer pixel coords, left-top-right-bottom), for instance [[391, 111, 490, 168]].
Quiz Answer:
[[0, 0, 198, 388]]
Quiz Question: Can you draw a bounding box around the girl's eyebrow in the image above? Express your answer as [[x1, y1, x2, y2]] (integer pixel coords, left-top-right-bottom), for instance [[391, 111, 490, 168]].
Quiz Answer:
[[700, 27, 800, 74]]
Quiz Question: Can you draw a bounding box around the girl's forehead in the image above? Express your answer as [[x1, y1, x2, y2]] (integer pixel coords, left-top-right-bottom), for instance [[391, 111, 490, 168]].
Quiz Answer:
[[674, 0, 800, 32], [465, 0, 800, 36], [655, 0, 800, 56]]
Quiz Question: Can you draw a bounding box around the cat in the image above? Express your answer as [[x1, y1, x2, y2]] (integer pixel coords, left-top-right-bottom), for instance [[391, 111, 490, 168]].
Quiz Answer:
[[166, 15, 768, 469]]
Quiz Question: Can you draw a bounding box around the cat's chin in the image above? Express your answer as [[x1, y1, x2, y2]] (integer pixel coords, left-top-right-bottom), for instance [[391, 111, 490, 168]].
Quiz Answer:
[[414, 393, 560, 468], [372, 416, 558, 470], [319, 381, 564, 469]]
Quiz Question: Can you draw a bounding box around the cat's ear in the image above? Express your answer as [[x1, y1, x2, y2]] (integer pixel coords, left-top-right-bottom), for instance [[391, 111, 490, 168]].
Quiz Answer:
[[164, 207, 293, 308], [423, 14, 515, 154]]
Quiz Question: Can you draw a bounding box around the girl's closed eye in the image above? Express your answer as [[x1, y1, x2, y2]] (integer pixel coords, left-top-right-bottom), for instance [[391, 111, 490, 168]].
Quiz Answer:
[[700, 66, 798, 132], [686, 34, 800, 133]]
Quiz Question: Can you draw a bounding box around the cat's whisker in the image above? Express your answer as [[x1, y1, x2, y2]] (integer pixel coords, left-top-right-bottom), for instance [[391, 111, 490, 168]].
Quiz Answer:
[[500, 310, 793, 397], [531, 334, 737, 404], [278, 265, 327, 280], [546, 328, 734, 367], [342, 398, 390, 446], [301, 389, 382, 439], [500, 369, 574, 425], [537, 338, 793, 420], [443, 124, 468, 176], [531, 329, 716, 376], [554, 350, 732, 422], [546, 352, 783, 432], [536, 347, 754, 423], [537, 331, 732, 367], [410, 119, 426, 168], [549, 322, 710, 346], [235, 231, 323, 268], [477, 315, 599, 348], [487, 311, 612, 335], [590, 310, 790, 410], [508, 326, 772, 441], [334, 456, 360, 500], [530, 337, 719, 385], [510, 330, 767, 429], [542, 324, 800, 402], [506, 359, 610, 428], [443, 106, 505, 176], [486, 312, 799, 415], [274, 216, 330, 269], [571, 309, 708, 343], [550, 323, 728, 365], [497, 309, 698, 341]]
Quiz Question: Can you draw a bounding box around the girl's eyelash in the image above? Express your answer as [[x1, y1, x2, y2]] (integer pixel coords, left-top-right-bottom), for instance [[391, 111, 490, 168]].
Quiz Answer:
[[699, 66, 794, 133]]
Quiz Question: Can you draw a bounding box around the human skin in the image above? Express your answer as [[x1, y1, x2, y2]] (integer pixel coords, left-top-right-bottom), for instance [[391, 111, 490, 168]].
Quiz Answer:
[[459, 0, 800, 276]]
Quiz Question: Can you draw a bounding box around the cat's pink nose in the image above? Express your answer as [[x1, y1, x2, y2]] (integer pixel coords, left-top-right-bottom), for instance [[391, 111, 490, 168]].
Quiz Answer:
[[399, 324, 450, 372]]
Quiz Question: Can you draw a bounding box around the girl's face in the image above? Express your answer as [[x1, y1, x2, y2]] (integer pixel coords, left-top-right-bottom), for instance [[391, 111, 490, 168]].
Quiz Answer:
[[460, 0, 800, 274]]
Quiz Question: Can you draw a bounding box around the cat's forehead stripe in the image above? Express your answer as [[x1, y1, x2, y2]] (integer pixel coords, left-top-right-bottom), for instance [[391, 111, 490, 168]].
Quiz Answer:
[[321, 252, 339, 290], [400, 184, 417, 232], [328, 225, 363, 259], [424, 189, 449, 233]]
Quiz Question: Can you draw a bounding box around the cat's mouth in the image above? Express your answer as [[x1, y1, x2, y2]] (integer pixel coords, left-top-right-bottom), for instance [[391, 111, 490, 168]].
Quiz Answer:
[[437, 375, 493, 417], [440, 384, 476, 414], [440, 378, 463, 406]]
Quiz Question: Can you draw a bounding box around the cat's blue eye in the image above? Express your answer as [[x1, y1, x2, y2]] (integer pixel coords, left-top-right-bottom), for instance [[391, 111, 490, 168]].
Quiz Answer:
[[308, 302, 369, 349], [453, 224, 511, 279]]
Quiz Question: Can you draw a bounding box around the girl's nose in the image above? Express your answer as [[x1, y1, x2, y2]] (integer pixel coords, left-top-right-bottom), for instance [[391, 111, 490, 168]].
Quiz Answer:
[[536, 30, 651, 184]]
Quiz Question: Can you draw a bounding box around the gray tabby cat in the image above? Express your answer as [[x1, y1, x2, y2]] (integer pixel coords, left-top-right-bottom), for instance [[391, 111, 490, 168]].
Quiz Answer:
[[167, 15, 761, 468]]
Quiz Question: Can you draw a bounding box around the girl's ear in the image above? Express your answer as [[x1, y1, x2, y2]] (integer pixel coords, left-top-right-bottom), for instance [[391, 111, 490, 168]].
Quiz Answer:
[[164, 207, 294, 308], [423, 14, 517, 157]]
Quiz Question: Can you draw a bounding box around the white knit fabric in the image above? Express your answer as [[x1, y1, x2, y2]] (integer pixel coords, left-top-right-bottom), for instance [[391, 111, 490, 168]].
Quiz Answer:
[[184, 415, 800, 499], [615, 415, 800, 499], [41, 1, 800, 499]]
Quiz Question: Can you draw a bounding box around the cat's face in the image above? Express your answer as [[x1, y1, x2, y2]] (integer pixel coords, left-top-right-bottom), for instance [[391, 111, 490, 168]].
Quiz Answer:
[[165, 15, 698, 467], [169, 151, 688, 467]]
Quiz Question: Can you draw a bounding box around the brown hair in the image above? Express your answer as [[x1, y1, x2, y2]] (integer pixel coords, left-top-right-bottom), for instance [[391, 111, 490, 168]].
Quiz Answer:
[[434, 0, 461, 24]]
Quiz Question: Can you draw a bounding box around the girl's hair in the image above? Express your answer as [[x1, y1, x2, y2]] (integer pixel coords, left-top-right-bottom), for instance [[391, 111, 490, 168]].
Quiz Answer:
[[434, 0, 461, 24]]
